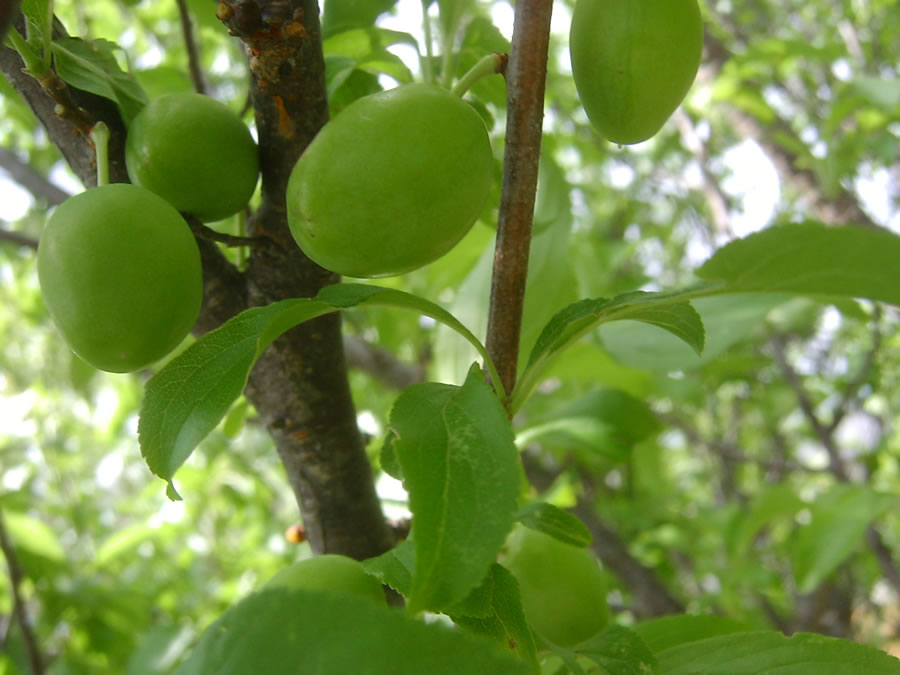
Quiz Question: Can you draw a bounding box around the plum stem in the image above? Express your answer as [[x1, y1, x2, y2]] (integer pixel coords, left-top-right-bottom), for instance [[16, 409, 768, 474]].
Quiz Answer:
[[452, 53, 506, 98], [91, 121, 110, 187], [485, 0, 552, 403]]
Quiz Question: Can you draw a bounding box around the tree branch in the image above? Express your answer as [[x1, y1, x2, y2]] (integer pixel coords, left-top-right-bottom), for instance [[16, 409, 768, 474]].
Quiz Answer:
[[485, 0, 552, 398], [220, 0, 394, 559], [0, 224, 38, 249], [0, 509, 45, 675], [0, 147, 69, 205], [175, 0, 207, 94]]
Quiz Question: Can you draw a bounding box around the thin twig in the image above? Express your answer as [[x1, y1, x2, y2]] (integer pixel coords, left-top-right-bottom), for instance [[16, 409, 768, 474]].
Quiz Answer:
[[187, 218, 260, 247], [770, 335, 849, 480], [175, 0, 207, 94], [0, 226, 39, 249], [825, 305, 882, 435], [0, 510, 46, 675], [484, 0, 552, 400]]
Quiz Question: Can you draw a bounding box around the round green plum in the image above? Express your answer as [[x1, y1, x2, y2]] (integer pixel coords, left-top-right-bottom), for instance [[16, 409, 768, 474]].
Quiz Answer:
[[570, 0, 703, 145], [286, 84, 494, 278], [125, 92, 259, 222], [504, 526, 608, 647], [37, 183, 202, 373], [263, 554, 386, 605]]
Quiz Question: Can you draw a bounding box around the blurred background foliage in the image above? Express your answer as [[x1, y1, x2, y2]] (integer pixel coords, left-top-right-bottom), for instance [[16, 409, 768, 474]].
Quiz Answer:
[[1, 0, 898, 671]]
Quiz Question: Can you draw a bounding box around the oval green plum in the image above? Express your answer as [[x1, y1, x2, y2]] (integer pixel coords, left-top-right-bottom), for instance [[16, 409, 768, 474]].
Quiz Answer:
[[504, 526, 608, 647], [37, 183, 202, 373], [570, 0, 703, 145], [286, 84, 494, 278], [126, 92, 259, 222]]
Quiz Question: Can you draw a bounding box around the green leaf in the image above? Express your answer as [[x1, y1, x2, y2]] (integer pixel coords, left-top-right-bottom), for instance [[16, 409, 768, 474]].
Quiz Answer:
[[792, 484, 896, 593], [728, 484, 804, 557], [515, 503, 592, 549], [515, 294, 704, 412], [176, 588, 528, 674], [50, 37, 148, 121], [390, 365, 520, 612], [656, 630, 900, 674], [696, 222, 900, 305], [599, 294, 784, 372], [317, 283, 502, 396], [2, 511, 65, 563], [575, 625, 659, 675], [139, 284, 496, 498], [632, 615, 754, 654], [450, 564, 541, 675], [322, 0, 401, 38], [361, 538, 416, 596], [138, 300, 333, 498]]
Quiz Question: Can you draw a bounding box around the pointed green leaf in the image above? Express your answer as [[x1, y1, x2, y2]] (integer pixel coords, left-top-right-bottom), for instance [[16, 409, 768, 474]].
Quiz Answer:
[[139, 284, 494, 498], [451, 564, 541, 674], [390, 366, 520, 612], [697, 222, 900, 305], [515, 294, 704, 412], [138, 299, 332, 497]]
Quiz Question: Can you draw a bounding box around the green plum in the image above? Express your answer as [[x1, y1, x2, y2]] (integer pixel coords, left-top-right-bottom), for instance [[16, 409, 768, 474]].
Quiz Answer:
[[286, 84, 494, 278], [504, 526, 608, 647], [37, 183, 202, 373], [570, 0, 703, 144], [125, 92, 259, 222]]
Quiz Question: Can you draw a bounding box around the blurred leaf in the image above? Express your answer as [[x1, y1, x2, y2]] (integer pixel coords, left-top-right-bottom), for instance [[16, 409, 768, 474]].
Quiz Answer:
[[322, 0, 401, 38], [655, 630, 900, 674], [176, 588, 528, 674], [390, 365, 519, 612], [516, 503, 592, 549], [126, 624, 195, 675], [598, 294, 782, 371], [792, 485, 896, 593], [575, 625, 659, 675], [3, 511, 65, 563], [728, 484, 804, 558], [697, 223, 900, 305], [632, 615, 754, 654]]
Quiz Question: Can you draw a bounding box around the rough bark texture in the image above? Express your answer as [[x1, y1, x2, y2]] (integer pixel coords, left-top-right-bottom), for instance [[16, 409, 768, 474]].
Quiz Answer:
[[1, 2, 394, 560]]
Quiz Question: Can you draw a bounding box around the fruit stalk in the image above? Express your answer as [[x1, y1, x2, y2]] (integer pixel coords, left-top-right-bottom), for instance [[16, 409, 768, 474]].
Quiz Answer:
[[91, 121, 110, 187], [485, 0, 553, 400]]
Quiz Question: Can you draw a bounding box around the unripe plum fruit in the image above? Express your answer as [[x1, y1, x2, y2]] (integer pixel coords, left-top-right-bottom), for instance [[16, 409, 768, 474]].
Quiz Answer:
[[125, 92, 259, 222], [570, 0, 703, 145], [286, 84, 494, 278], [37, 183, 202, 373], [263, 554, 386, 605], [504, 526, 608, 647]]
